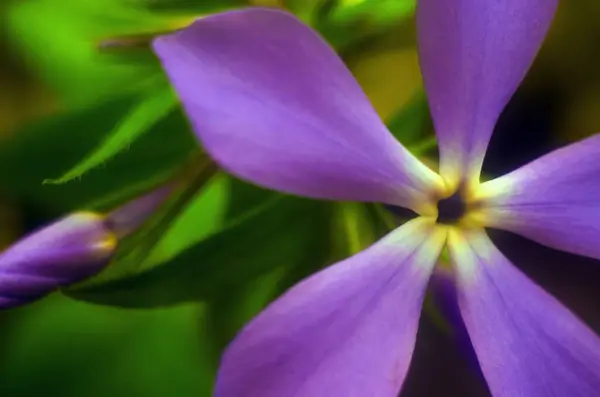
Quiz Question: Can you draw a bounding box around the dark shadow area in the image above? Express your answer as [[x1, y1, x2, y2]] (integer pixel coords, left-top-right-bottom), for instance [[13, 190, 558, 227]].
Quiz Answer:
[[483, 82, 566, 178], [488, 228, 600, 333], [400, 307, 491, 397]]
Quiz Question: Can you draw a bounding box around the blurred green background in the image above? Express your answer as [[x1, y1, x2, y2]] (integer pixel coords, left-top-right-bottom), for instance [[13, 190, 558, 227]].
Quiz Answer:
[[1, 0, 600, 396]]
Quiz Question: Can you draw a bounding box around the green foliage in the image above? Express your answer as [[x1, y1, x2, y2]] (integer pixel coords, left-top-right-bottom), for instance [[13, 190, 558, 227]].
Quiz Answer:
[[145, 174, 230, 265], [5, 0, 170, 106], [45, 85, 178, 185], [0, 94, 196, 214], [285, 0, 328, 23], [331, 202, 392, 256], [146, 0, 245, 13], [203, 267, 287, 356], [67, 193, 333, 308], [311, 0, 417, 50], [330, 0, 416, 26], [0, 296, 214, 397]]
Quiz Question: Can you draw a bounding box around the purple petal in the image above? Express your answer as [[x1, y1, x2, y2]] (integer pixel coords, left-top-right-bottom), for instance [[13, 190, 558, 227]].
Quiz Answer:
[[152, 9, 443, 214], [448, 229, 600, 397], [417, 0, 558, 187], [0, 213, 116, 308], [475, 134, 600, 260], [105, 182, 175, 238], [215, 218, 447, 397]]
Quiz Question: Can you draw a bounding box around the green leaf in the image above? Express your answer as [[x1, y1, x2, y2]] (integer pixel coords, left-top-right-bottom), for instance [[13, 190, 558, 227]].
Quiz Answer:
[[66, 196, 333, 308], [146, 0, 245, 13], [328, 202, 394, 261], [224, 177, 279, 220], [44, 86, 178, 184], [310, 0, 417, 51], [144, 174, 230, 265], [0, 295, 215, 397], [333, 202, 381, 255], [330, 0, 416, 26], [285, 0, 328, 23], [0, 94, 197, 215], [203, 267, 287, 357]]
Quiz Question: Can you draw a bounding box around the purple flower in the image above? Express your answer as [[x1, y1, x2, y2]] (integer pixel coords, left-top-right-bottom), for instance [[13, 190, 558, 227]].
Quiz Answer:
[[0, 185, 172, 309], [152, 2, 600, 396]]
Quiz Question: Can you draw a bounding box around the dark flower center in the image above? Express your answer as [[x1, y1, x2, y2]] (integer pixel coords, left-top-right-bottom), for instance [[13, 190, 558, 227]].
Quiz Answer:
[[436, 191, 466, 224]]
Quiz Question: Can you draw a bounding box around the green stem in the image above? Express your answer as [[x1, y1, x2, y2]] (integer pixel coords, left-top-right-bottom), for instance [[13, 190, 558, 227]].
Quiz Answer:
[[408, 135, 438, 156]]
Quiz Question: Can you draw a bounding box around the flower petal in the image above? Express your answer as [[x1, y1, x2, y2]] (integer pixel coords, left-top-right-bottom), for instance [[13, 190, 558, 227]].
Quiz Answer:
[[153, 9, 443, 213], [448, 228, 600, 397], [417, 0, 558, 187], [475, 134, 600, 260], [215, 218, 447, 397], [0, 213, 116, 308]]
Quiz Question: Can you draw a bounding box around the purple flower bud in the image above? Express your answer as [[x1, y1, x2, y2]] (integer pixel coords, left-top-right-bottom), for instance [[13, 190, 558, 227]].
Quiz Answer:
[[105, 184, 174, 238], [0, 184, 175, 309], [0, 212, 116, 308]]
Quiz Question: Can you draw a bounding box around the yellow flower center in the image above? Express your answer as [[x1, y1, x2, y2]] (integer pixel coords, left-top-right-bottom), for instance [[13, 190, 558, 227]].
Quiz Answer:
[[420, 172, 493, 230]]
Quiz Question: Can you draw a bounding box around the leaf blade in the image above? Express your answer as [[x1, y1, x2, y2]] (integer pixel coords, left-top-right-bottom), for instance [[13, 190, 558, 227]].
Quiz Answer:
[[44, 86, 178, 185], [66, 196, 333, 308]]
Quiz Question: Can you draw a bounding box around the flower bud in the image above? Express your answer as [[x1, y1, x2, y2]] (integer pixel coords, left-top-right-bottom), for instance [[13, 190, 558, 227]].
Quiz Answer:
[[0, 212, 116, 308]]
